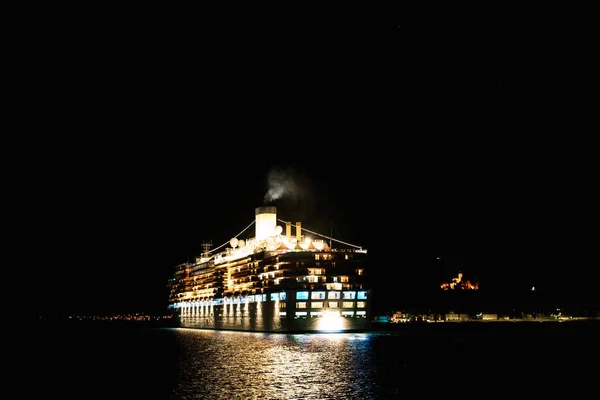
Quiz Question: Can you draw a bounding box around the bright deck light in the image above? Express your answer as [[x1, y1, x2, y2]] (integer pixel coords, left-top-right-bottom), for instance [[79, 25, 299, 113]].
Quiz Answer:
[[317, 310, 344, 331]]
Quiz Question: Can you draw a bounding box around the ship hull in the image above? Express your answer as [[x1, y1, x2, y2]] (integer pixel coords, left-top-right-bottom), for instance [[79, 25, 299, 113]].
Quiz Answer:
[[173, 296, 372, 333], [177, 305, 371, 333]]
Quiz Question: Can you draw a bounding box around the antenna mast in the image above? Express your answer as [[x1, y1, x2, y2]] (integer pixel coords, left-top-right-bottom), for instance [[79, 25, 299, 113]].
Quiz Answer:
[[201, 240, 213, 258]]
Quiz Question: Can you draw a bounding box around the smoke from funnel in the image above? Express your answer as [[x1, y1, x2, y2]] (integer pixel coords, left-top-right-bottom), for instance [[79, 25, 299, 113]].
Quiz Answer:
[[263, 166, 334, 233], [263, 167, 306, 204]]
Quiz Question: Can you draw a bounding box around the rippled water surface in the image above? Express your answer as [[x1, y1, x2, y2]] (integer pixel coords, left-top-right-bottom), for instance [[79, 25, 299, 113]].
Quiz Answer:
[[32, 321, 599, 399], [170, 330, 380, 399]]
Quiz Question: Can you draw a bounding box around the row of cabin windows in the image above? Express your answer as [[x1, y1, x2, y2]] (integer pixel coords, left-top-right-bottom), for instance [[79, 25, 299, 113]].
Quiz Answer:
[[296, 290, 368, 300], [286, 310, 367, 317], [287, 301, 367, 309]]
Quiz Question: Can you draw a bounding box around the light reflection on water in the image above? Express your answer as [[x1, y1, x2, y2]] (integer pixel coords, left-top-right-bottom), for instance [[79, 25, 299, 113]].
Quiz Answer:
[[32, 322, 599, 399], [171, 330, 378, 400]]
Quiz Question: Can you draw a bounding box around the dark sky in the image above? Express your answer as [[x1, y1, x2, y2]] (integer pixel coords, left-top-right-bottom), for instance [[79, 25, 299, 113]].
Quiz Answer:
[[24, 10, 598, 317]]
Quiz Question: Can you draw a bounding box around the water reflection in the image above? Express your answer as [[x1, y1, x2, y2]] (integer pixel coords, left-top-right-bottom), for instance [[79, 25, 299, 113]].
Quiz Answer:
[[32, 321, 598, 399], [171, 329, 378, 399]]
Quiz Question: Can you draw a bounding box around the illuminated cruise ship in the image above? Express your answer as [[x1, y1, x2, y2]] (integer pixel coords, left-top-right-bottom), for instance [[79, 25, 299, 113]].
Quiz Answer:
[[167, 206, 371, 332]]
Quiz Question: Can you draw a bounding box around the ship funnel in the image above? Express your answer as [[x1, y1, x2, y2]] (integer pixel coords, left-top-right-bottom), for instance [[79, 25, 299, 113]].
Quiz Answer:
[[286, 221, 291, 241], [255, 206, 277, 241]]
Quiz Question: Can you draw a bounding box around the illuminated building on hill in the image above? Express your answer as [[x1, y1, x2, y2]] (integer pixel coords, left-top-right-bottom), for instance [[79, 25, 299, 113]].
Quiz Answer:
[[440, 271, 479, 290]]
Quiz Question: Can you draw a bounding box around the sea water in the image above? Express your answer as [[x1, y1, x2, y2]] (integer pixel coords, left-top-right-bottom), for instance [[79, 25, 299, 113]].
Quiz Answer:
[[31, 320, 599, 399]]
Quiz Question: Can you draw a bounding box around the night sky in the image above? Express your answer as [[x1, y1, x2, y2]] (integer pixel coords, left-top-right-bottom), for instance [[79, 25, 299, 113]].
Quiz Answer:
[[25, 10, 598, 318]]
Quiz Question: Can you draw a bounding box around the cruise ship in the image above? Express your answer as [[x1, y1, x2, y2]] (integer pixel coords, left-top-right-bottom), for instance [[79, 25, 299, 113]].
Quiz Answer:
[[167, 206, 371, 333]]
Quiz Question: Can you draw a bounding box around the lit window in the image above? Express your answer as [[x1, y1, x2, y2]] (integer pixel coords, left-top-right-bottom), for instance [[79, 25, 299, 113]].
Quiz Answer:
[[311, 291, 326, 300], [328, 301, 338, 308], [357, 291, 368, 300], [297, 302, 307, 308], [343, 291, 356, 299], [356, 301, 366, 308], [296, 291, 309, 300], [328, 291, 341, 299], [342, 301, 354, 308], [311, 302, 323, 309]]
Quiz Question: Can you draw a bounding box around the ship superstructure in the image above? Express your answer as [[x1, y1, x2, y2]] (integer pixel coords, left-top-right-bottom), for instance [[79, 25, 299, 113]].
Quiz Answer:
[[167, 206, 371, 332]]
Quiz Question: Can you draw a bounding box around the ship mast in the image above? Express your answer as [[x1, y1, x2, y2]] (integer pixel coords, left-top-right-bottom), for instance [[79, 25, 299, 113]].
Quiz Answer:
[[201, 240, 212, 258]]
